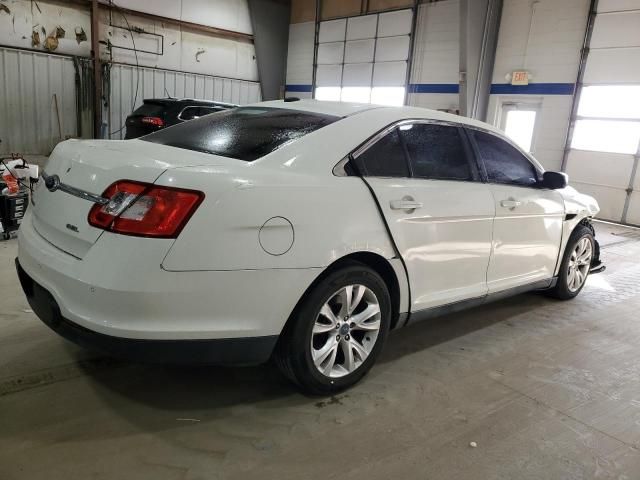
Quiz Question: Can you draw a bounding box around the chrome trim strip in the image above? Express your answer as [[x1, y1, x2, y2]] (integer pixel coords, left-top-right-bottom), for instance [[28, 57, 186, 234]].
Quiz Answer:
[[41, 172, 109, 205]]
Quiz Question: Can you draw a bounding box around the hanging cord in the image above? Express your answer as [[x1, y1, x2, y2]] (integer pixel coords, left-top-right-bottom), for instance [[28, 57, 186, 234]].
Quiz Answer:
[[108, 0, 140, 137]]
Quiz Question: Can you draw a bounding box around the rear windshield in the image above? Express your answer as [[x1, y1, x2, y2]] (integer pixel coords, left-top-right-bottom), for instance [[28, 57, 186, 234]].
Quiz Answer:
[[132, 102, 165, 116], [141, 107, 340, 161]]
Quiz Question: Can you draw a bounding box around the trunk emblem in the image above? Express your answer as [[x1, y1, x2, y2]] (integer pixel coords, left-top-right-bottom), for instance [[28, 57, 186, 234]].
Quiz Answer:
[[66, 223, 79, 233]]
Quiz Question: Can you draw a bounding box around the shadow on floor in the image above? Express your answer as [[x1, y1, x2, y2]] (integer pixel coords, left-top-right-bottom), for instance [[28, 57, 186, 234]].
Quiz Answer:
[[73, 291, 554, 416]]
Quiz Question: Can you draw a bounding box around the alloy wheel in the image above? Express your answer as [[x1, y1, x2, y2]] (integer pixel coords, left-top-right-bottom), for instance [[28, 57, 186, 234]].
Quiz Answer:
[[567, 237, 592, 292], [311, 285, 381, 378]]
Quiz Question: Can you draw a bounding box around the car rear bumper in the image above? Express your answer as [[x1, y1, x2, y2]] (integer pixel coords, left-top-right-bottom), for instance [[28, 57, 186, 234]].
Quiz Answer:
[[16, 211, 321, 358], [16, 259, 277, 365]]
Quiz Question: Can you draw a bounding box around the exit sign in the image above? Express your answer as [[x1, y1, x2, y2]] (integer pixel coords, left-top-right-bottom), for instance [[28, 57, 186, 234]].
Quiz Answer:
[[511, 71, 530, 85]]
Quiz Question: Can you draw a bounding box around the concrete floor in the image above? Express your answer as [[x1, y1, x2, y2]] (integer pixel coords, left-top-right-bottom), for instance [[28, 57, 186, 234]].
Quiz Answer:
[[2, 221, 640, 479]]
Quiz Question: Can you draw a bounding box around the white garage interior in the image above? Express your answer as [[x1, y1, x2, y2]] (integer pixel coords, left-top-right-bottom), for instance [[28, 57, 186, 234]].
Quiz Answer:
[[2, 0, 640, 478]]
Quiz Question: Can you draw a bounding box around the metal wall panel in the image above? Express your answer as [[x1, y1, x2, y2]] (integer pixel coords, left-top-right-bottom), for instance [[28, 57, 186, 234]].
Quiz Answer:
[[0, 47, 78, 155], [107, 63, 261, 139]]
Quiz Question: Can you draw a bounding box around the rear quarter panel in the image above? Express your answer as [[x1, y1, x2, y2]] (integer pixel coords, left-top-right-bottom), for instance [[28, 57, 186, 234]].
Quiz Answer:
[[158, 166, 398, 272]]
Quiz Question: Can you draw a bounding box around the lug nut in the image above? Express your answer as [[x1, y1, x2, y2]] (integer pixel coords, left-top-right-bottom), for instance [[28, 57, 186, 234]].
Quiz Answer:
[[345, 334, 350, 341], [336, 335, 341, 341], [350, 322, 355, 328]]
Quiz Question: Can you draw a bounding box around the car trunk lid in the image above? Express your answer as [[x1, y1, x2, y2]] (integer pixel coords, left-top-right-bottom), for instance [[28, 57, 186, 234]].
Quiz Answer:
[[31, 139, 239, 259]]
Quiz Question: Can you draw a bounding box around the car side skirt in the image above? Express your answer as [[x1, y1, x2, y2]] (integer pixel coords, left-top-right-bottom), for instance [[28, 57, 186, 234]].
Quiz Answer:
[[406, 278, 554, 326]]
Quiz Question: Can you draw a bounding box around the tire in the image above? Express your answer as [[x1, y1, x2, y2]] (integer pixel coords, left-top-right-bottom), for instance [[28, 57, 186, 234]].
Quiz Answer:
[[547, 224, 595, 300], [275, 262, 391, 395]]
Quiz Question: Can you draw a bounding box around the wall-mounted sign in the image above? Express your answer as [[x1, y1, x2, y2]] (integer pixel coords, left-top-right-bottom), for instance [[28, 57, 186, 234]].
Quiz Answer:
[[511, 71, 530, 85]]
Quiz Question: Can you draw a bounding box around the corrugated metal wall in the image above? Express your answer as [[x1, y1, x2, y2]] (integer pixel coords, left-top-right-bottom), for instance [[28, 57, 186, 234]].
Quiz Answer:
[[0, 47, 79, 155], [107, 63, 262, 139]]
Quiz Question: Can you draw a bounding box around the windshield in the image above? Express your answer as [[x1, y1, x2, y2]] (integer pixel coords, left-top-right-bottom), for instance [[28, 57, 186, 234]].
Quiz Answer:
[[142, 107, 340, 161]]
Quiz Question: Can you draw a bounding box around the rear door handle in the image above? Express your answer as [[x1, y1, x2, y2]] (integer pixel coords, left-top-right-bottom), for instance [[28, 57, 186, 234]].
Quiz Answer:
[[390, 199, 423, 210], [500, 199, 522, 209]]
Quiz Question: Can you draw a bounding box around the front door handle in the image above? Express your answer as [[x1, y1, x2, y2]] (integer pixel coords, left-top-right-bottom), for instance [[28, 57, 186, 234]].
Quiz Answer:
[[500, 199, 522, 209], [390, 199, 423, 211]]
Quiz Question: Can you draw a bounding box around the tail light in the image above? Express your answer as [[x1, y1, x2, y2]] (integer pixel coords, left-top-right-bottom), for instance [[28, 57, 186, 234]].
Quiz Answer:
[[141, 116, 164, 127], [88, 180, 204, 238]]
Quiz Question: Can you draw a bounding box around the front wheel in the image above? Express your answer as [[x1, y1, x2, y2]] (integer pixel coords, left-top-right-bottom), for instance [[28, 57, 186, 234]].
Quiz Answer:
[[547, 224, 594, 300], [275, 263, 391, 395]]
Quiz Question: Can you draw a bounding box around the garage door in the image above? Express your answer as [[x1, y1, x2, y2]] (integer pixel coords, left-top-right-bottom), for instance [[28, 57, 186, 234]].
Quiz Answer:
[[0, 46, 79, 156], [565, 0, 640, 225], [314, 8, 414, 106]]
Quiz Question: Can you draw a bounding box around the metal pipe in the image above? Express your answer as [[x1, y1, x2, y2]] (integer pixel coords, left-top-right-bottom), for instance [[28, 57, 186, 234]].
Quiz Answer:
[[91, 0, 102, 139], [404, 0, 420, 106], [560, 0, 598, 172], [310, 0, 322, 97]]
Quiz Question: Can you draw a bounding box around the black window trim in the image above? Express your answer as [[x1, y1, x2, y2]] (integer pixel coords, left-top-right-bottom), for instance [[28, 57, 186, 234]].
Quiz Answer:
[[337, 118, 482, 182], [463, 125, 545, 189]]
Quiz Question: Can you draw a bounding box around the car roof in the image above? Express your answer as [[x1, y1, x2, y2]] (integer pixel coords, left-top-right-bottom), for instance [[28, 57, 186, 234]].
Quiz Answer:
[[246, 99, 503, 134], [244, 99, 541, 174]]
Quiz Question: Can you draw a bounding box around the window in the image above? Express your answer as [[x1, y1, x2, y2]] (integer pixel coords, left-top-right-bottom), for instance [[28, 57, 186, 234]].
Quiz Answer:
[[179, 107, 202, 121], [315, 86, 406, 106], [399, 124, 474, 181], [143, 107, 339, 162], [503, 109, 537, 152], [355, 129, 409, 177], [370, 87, 405, 107], [572, 85, 640, 154], [472, 130, 539, 187], [315, 87, 342, 101]]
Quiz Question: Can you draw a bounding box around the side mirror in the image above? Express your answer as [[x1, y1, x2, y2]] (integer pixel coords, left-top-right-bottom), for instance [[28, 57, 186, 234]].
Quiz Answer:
[[542, 171, 568, 189]]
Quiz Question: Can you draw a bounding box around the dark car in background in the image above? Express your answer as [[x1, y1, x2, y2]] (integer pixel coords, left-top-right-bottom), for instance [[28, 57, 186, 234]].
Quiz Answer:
[[124, 98, 236, 139]]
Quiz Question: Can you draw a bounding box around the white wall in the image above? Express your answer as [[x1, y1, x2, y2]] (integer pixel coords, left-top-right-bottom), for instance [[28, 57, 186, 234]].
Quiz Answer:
[[100, 9, 258, 81], [98, 0, 253, 35], [0, 0, 258, 81], [0, 0, 92, 56], [487, 0, 590, 171]]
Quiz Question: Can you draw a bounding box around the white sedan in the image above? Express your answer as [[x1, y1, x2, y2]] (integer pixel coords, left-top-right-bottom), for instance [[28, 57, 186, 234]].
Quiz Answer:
[[16, 100, 603, 394]]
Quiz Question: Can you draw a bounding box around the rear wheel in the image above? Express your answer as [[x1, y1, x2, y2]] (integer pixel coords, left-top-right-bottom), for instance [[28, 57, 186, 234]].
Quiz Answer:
[[547, 224, 594, 300], [275, 263, 391, 395]]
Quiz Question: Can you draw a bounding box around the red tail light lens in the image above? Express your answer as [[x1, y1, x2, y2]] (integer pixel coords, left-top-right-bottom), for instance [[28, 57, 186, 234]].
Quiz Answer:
[[141, 116, 164, 127], [88, 180, 204, 238]]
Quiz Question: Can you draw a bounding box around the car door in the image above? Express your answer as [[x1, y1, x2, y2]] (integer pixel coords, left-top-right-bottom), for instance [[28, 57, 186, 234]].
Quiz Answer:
[[467, 128, 565, 293], [353, 121, 495, 313]]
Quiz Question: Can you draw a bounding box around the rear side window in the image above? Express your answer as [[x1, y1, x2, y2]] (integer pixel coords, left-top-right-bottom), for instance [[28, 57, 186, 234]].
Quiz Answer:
[[471, 130, 539, 187], [400, 124, 474, 181], [143, 107, 339, 161], [356, 129, 410, 177], [178, 106, 202, 121]]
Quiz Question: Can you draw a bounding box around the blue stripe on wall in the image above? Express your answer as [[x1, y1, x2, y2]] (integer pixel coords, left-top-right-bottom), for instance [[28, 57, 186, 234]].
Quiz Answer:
[[408, 83, 459, 94], [285, 84, 313, 93], [284, 83, 575, 96], [490, 83, 575, 95]]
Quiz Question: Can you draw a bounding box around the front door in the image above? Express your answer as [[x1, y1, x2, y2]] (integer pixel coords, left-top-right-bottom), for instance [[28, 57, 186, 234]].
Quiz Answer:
[[467, 129, 564, 293], [354, 122, 495, 312]]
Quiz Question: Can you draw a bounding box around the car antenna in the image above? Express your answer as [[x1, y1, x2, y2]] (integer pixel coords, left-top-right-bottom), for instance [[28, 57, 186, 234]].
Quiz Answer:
[[164, 86, 175, 99]]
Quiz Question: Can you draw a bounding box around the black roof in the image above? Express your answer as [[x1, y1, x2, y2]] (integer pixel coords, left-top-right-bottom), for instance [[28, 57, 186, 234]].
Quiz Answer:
[[142, 98, 238, 108]]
